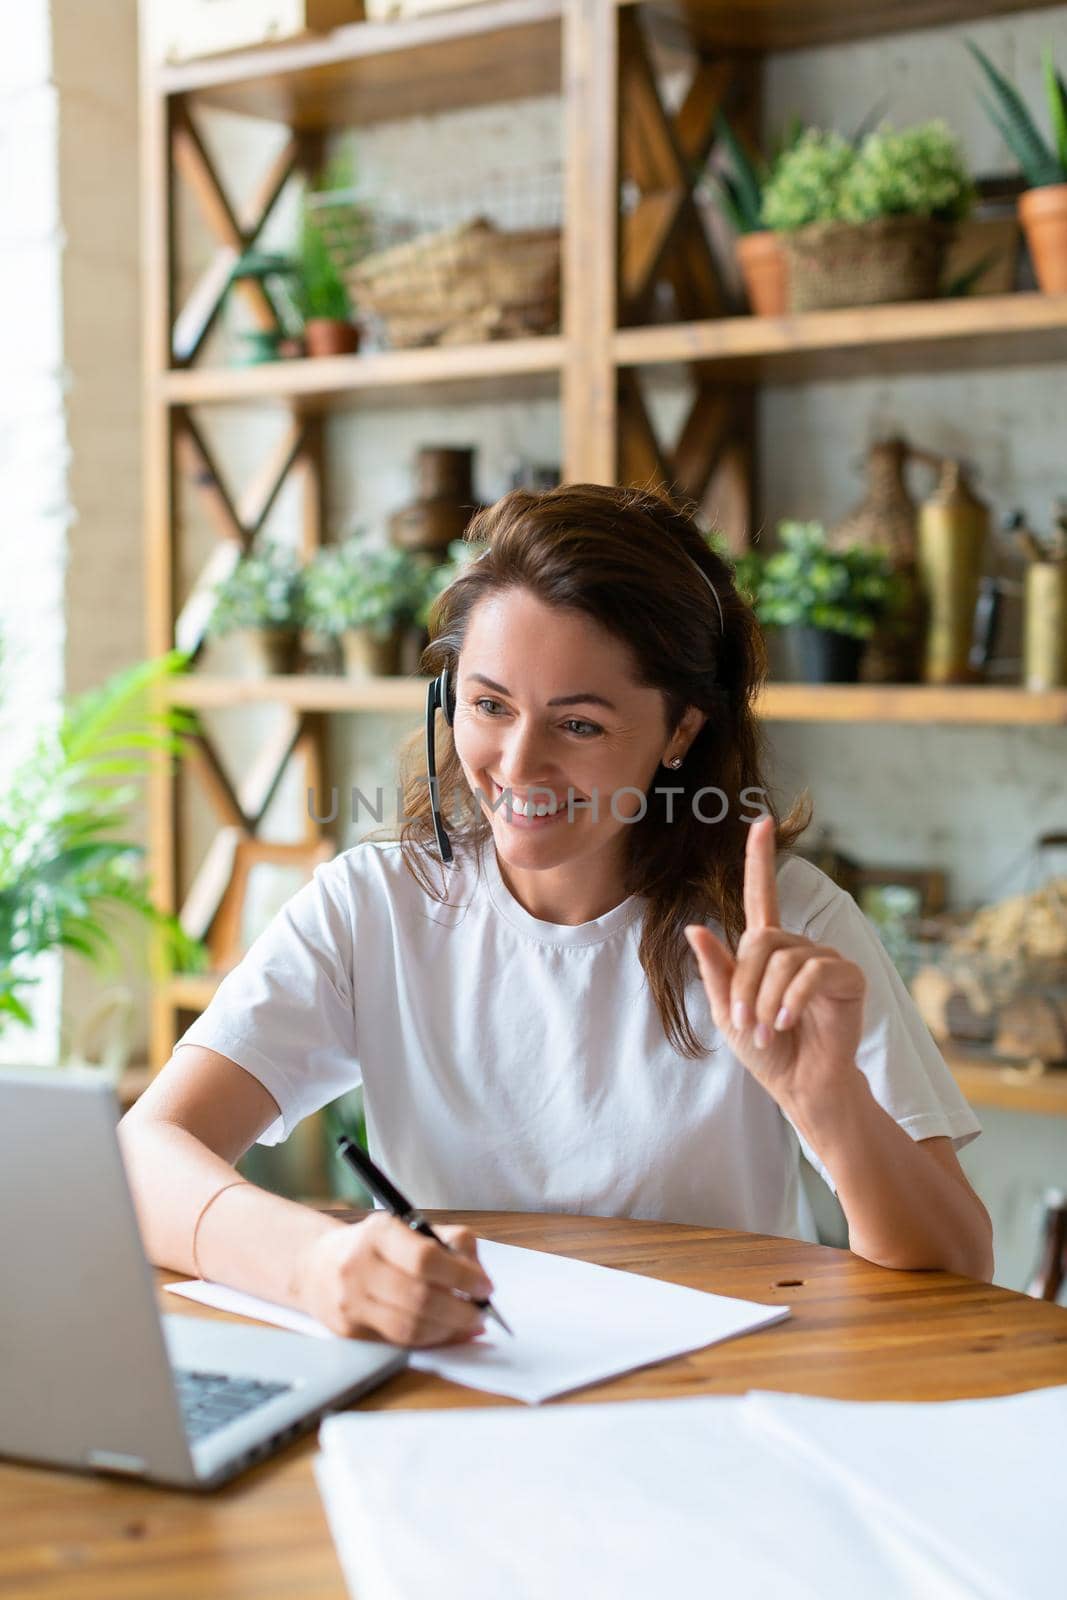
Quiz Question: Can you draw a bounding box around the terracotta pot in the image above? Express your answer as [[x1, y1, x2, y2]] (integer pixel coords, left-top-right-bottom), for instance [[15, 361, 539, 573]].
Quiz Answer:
[[342, 628, 402, 678], [1018, 184, 1067, 293], [304, 318, 360, 358], [736, 231, 788, 317]]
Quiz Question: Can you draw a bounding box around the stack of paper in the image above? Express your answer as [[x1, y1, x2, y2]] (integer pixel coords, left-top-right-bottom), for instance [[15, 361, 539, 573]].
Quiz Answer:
[[169, 1237, 791, 1403], [315, 1386, 1067, 1600]]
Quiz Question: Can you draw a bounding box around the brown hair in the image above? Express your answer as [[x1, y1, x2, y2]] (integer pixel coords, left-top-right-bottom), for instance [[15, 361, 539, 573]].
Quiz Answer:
[[390, 483, 811, 1058]]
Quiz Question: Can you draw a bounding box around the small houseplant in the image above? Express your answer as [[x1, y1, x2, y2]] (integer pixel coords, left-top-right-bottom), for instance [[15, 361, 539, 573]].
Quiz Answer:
[[969, 40, 1067, 292], [295, 213, 359, 358], [303, 541, 430, 677], [708, 113, 803, 315], [746, 520, 901, 683], [0, 647, 205, 1042], [206, 544, 305, 675], [761, 120, 974, 310]]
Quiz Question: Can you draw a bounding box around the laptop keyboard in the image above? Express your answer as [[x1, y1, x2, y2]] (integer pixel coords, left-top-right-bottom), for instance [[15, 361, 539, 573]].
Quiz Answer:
[[175, 1368, 293, 1442]]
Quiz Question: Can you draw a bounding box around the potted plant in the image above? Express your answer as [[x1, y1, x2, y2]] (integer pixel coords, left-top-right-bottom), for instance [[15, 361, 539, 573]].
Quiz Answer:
[[708, 114, 801, 316], [303, 541, 428, 677], [745, 520, 900, 683], [761, 121, 974, 311], [0, 646, 205, 1042], [969, 41, 1067, 293], [295, 213, 359, 358], [206, 544, 305, 675]]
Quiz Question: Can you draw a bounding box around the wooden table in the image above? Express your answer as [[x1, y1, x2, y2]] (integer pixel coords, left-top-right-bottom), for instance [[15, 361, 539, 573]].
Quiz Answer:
[[4, 1211, 1067, 1600]]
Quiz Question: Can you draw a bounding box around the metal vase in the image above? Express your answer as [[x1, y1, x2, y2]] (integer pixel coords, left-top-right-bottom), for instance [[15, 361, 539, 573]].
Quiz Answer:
[[1023, 563, 1067, 690]]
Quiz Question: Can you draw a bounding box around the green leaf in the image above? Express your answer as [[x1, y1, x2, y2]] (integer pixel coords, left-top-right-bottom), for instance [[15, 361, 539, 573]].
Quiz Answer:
[[942, 247, 1000, 298], [715, 113, 765, 232], [1043, 45, 1067, 173], [968, 39, 1061, 186]]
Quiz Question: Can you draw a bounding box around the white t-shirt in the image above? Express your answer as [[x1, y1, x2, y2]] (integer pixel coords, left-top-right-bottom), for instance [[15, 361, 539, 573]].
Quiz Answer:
[[176, 837, 980, 1243]]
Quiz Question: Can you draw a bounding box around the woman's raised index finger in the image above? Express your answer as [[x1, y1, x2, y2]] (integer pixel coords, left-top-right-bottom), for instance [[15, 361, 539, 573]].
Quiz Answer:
[[743, 814, 781, 930]]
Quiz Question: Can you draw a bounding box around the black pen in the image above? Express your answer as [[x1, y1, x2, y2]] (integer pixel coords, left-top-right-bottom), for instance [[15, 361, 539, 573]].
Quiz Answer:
[[335, 1136, 513, 1336]]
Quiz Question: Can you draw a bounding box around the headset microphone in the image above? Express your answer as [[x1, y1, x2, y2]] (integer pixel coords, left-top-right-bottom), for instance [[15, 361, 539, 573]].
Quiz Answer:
[[425, 666, 456, 864]]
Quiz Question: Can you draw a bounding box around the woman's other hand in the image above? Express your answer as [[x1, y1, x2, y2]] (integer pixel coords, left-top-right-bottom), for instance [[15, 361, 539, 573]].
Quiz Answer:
[[299, 1213, 494, 1347], [685, 814, 867, 1113]]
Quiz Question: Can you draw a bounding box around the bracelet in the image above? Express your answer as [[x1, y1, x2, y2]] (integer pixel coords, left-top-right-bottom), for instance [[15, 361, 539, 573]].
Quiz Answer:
[[191, 1180, 248, 1281]]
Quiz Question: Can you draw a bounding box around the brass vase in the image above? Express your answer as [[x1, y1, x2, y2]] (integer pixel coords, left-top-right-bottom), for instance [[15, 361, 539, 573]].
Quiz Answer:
[[917, 460, 990, 685], [1023, 562, 1067, 689]]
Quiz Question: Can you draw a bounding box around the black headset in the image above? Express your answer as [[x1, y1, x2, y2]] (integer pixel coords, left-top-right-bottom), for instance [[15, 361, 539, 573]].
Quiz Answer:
[[425, 667, 457, 864]]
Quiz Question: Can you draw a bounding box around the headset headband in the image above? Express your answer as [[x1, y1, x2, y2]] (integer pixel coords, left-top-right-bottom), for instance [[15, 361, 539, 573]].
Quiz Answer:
[[472, 542, 724, 635]]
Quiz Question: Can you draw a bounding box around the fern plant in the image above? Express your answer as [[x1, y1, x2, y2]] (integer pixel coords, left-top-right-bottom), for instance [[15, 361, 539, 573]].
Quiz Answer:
[[295, 214, 352, 323], [969, 40, 1067, 188], [0, 648, 206, 1034]]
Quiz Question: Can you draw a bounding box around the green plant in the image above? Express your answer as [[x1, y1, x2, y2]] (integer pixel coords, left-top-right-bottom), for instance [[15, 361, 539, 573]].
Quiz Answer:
[[206, 545, 305, 637], [303, 541, 429, 639], [744, 521, 900, 640], [969, 40, 1067, 188], [762, 120, 972, 231], [838, 121, 974, 223], [294, 214, 352, 323], [760, 129, 857, 230], [0, 649, 206, 1034], [415, 539, 489, 629], [709, 114, 805, 234]]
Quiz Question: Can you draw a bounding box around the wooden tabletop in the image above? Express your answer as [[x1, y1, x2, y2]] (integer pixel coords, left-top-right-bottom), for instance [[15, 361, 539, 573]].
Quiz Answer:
[[4, 1211, 1067, 1600]]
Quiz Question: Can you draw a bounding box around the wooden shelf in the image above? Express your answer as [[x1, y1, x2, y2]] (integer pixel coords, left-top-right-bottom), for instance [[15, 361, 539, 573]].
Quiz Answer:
[[152, 0, 1065, 129], [162, 337, 565, 410], [640, 0, 1065, 53], [615, 295, 1067, 385], [945, 1047, 1067, 1118], [169, 674, 428, 711], [757, 684, 1067, 725], [167, 676, 1067, 725], [163, 300, 1067, 408], [169, 972, 226, 1010], [154, 0, 562, 127]]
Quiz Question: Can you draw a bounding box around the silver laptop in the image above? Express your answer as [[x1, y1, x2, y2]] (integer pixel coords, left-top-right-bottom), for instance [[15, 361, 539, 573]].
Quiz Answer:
[[0, 1069, 406, 1490]]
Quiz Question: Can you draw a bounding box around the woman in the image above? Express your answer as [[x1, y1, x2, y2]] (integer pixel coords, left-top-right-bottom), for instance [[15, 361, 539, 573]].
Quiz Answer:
[[119, 484, 993, 1349]]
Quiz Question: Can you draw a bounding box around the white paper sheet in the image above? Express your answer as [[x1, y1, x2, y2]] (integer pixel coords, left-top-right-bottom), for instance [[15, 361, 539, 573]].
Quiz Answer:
[[167, 1237, 790, 1403], [745, 1386, 1067, 1600], [314, 1398, 977, 1600]]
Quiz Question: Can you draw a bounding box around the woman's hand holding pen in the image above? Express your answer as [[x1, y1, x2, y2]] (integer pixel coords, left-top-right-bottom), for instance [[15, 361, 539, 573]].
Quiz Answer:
[[298, 1213, 495, 1347], [684, 814, 867, 1117]]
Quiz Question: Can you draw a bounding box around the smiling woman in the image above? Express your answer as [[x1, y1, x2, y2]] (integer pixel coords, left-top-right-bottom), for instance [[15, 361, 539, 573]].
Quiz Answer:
[[120, 483, 992, 1358], [396, 482, 810, 1058]]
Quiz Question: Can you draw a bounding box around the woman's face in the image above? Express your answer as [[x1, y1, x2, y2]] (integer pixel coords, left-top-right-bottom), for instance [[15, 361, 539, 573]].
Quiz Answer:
[[452, 587, 692, 879]]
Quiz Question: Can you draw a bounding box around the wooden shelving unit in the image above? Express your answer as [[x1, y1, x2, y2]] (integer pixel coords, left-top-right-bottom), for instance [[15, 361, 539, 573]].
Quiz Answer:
[[143, 0, 1067, 1071]]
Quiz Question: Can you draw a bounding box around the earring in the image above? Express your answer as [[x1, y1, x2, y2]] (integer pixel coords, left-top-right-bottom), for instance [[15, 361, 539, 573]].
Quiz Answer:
[[667, 756, 683, 769]]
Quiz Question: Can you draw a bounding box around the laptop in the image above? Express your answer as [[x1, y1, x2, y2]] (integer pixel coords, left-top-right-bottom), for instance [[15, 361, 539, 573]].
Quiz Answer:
[[0, 1069, 407, 1490]]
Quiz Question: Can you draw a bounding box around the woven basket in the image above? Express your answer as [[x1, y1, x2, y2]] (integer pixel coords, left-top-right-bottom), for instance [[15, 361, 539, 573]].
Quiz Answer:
[[782, 216, 952, 312], [346, 217, 560, 347]]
